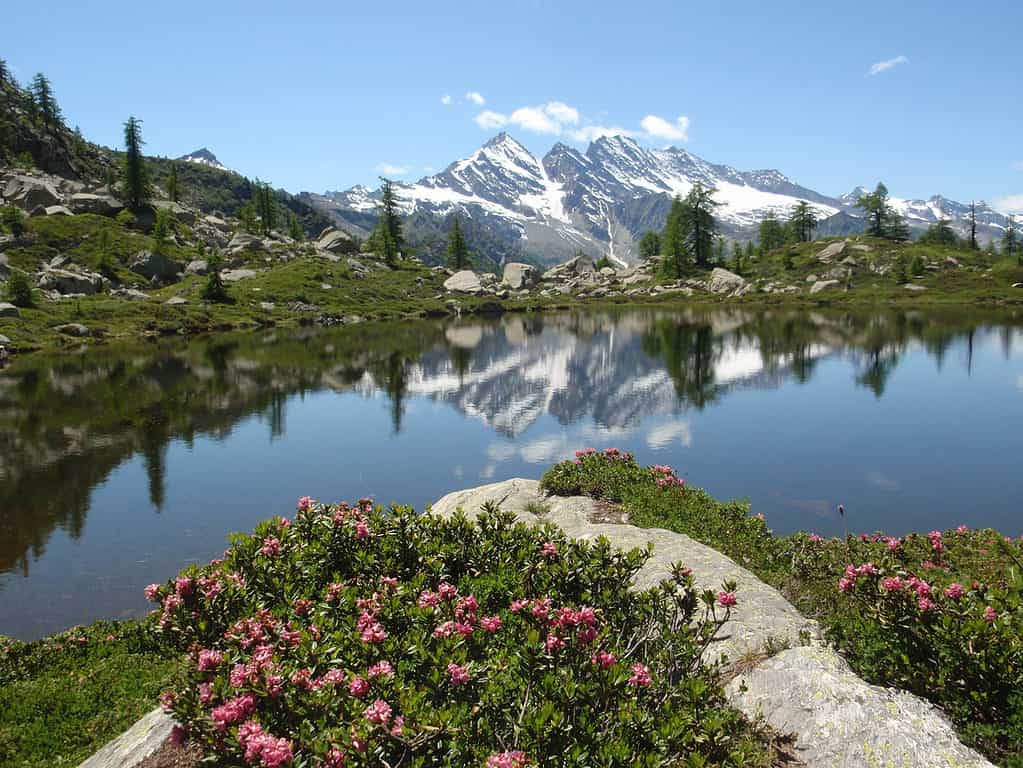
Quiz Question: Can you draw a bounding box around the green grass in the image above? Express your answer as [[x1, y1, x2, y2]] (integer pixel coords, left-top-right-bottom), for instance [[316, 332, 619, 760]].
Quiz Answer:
[[0, 621, 182, 768]]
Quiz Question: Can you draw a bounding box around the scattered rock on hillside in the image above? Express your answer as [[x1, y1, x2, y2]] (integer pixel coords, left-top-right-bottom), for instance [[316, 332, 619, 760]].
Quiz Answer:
[[904, 284, 927, 291], [112, 288, 151, 301], [43, 205, 74, 217], [443, 270, 483, 294], [315, 227, 357, 254], [69, 193, 124, 217], [227, 233, 267, 253], [502, 262, 537, 290], [130, 250, 183, 283], [184, 259, 209, 276], [707, 267, 746, 294], [152, 200, 196, 226], [2, 174, 61, 211], [38, 268, 105, 295], [809, 279, 841, 294], [164, 297, 188, 306], [221, 268, 258, 283], [0, 303, 21, 318], [55, 323, 90, 337], [543, 254, 595, 280], [815, 241, 846, 263]]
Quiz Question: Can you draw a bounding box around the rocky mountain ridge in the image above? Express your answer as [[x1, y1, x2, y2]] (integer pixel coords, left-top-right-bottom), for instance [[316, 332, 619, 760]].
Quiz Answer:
[[306, 133, 1013, 265]]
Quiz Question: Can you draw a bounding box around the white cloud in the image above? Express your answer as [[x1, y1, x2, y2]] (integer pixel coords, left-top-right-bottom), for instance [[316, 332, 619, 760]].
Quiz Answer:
[[440, 94, 452, 106], [474, 110, 508, 130], [645, 420, 693, 449], [1014, 161, 1023, 172], [543, 101, 579, 125], [508, 105, 561, 134], [375, 162, 410, 176], [994, 195, 1023, 214], [465, 91, 486, 106], [868, 55, 909, 76], [423, 165, 436, 174], [640, 114, 690, 142]]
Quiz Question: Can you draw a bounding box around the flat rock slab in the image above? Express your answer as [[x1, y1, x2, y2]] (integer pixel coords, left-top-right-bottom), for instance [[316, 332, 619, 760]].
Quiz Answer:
[[431, 479, 819, 665], [78, 707, 175, 768], [726, 646, 995, 768]]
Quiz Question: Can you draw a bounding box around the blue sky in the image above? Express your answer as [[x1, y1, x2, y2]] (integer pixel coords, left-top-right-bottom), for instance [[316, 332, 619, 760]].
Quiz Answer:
[[4, 0, 1021, 209]]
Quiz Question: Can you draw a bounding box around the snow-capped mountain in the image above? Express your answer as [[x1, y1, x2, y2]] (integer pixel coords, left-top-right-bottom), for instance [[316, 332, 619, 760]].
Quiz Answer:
[[177, 147, 228, 171], [304, 134, 1012, 265]]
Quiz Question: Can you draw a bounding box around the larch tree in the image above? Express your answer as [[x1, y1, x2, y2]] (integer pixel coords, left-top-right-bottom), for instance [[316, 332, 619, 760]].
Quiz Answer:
[[122, 116, 151, 211], [446, 214, 470, 270], [758, 213, 786, 252], [660, 195, 688, 279], [30, 73, 62, 128], [788, 201, 818, 242], [638, 230, 661, 262], [1003, 214, 1019, 260], [166, 162, 180, 202]]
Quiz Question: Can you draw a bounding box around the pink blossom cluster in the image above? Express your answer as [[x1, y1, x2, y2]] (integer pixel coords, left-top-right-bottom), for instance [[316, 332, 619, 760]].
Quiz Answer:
[[211, 694, 257, 731], [838, 562, 878, 592], [628, 662, 652, 688], [237, 721, 293, 767], [447, 662, 471, 686], [928, 530, 945, 555], [197, 648, 224, 671], [486, 751, 529, 768], [650, 464, 685, 489], [717, 591, 737, 607]]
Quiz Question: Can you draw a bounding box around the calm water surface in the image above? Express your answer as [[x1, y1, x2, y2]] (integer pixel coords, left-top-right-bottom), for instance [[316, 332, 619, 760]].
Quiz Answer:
[[1, 307, 1022, 639]]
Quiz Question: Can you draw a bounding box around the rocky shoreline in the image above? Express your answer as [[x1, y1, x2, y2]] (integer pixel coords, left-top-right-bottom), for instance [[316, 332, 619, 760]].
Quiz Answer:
[[80, 479, 995, 768]]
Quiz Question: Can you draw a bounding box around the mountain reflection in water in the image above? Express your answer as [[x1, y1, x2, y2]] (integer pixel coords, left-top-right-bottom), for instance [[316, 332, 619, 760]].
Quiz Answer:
[[1, 306, 1021, 639]]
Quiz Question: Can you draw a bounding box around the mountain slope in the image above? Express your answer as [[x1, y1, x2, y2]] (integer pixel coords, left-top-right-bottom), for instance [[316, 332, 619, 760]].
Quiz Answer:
[[177, 147, 229, 171], [305, 134, 1013, 266]]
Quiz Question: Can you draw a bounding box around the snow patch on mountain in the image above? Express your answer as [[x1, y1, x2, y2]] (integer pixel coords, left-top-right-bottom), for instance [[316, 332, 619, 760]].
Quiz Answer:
[[177, 148, 228, 171]]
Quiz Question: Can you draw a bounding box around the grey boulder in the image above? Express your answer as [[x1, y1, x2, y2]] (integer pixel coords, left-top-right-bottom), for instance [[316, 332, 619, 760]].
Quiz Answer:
[[3, 175, 61, 211], [707, 267, 746, 294], [502, 262, 537, 290], [0, 302, 20, 318], [38, 268, 104, 295], [70, 193, 124, 217], [443, 270, 483, 294], [809, 279, 841, 294], [129, 250, 182, 282], [815, 241, 846, 263]]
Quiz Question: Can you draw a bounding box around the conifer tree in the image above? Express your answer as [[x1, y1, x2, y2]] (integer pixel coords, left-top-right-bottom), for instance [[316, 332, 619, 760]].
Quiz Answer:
[[715, 237, 726, 266], [731, 241, 743, 274], [968, 201, 979, 250], [788, 201, 818, 242], [378, 177, 404, 263], [744, 240, 755, 263], [104, 163, 117, 191], [166, 162, 180, 202], [758, 213, 786, 252], [446, 214, 470, 270], [919, 218, 958, 247], [30, 73, 62, 128], [638, 230, 661, 262], [1003, 214, 1019, 260], [288, 213, 304, 241], [683, 182, 719, 267], [0, 59, 8, 86], [855, 182, 908, 240], [660, 195, 688, 279], [122, 117, 151, 210]]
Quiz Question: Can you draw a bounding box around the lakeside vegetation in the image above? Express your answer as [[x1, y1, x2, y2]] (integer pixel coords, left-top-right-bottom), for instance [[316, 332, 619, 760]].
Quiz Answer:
[[542, 452, 1023, 766]]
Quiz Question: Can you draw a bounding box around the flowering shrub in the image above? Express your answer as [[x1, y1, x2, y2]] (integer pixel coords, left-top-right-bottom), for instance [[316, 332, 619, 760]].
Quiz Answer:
[[543, 450, 1023, 765], [150, 499, 771, 767]]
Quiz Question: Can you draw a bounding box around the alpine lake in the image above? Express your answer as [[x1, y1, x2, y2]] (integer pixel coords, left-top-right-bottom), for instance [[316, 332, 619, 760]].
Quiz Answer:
[[2, 305, 1021, 639]]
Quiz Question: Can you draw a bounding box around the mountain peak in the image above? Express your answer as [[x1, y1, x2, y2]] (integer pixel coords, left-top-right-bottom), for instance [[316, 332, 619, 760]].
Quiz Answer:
[[178, 148, 228, 171]]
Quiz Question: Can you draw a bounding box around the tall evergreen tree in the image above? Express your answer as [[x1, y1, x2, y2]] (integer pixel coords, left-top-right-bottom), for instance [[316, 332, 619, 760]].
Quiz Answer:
[[758, 214, 786, 252], [0, 59, 9, 86], [731, 240, 743, 274], [166, 162, 180, 202], [683, 182, 719, 267], [715, 237, 726, 266], [446, 214, 470, 270], [787, 201, 818, 242], [660, 195, 688, 279], [30, 73, 62, 128], [919, 218, 959, 247], [121, 116, 151, 210], [104, 164, 117, 192], [252, 182, 277, 236], [744, 240, 755, 263], [379, 178, 404, 255], [855, 182, 908, 240], [1003, 214, 1019, 260], [288, 213, 304, 241], [968, 201, 979, 250], [638, 230, 661, 262]]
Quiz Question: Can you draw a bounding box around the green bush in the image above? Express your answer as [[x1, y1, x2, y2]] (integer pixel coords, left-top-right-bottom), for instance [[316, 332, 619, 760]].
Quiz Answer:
[[114, 209, 136, 228], [0, 205, 25, 236], [910, 254, 925, 277], [202, 252, 231, 304], [151, 499, 769, 767], [4, 269, 34, 307]]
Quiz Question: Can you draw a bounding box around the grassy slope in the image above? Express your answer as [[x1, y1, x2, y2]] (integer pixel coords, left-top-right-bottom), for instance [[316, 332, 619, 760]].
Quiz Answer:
[[0, 622, 182, 768]]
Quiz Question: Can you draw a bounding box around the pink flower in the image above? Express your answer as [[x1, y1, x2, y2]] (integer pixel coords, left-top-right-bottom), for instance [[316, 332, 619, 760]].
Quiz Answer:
[[211, 694, 256, 731], [808, 534, 824, 543], [418, 591, 441, 609], [944, 583, 965, 600], [838, 578, 854, 593], [175, 577, 194, 597], [628, 662, 652, 688], [171, 725, 188, 746], [438, 581, 458, 600], [293, 598, 313, 616], [261, 537, 281, 557], [545, 633, 566, 652], [389, 715, 404, 737], [717, 591, 737, 607], [297, 496, 313, 512], [881, 577, 903, 592], [480, 615, 502, 632], [322, 669, 347, 685], [348, 675, 370, 698], [530, 598, 551, 621], [509, 598, 528, 613], [456, 594, 478, 616], [540, 541, 558, 558], [956, 525, 969, 534], [197, 648, 224, 671], [367, 661, 394, 678], [145, 583, 162, 602], [432, 621, 456, 639], [354, 521, 370, 539], [454, 621, 474, 637], [578, 626, 598, 644], [364, 698, 392, 725], [325, 748, 346, 767], [360, 622, 388, 644], [591, 650, 616, 669], [486, 751, 529, 768], [380, 576, 399, 591], [198, 682, 213, 704], [447, 662, 471, 686], [984, 606, 998, 623], [918, 597, 935, 612]]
